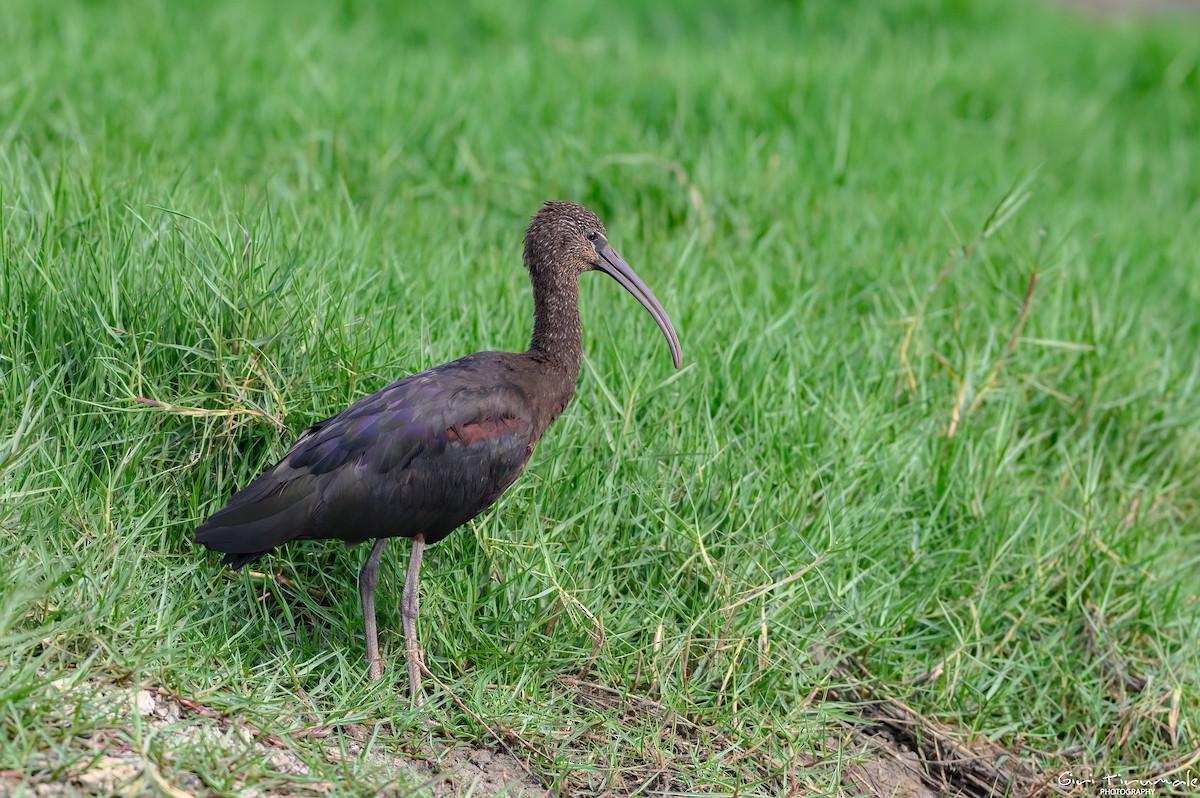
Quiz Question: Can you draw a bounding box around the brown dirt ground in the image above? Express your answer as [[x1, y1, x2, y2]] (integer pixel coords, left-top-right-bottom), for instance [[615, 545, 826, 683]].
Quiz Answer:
[[3, 679, 546, 797], [4, 668, 1053, 797]]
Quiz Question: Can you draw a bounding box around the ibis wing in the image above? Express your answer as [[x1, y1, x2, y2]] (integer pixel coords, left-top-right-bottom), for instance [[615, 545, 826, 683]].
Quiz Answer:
[[193, 355, 537, 565]]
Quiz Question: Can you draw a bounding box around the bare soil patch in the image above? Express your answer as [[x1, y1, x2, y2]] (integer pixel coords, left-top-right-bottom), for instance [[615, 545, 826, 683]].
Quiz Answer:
[[827, 656, 1049, 797], [4, 679, 545, 797], [4, 667, 1057, 797]]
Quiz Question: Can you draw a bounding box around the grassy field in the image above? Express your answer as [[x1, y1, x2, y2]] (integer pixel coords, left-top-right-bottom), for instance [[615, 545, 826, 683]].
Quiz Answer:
[[2, 0, 1199, 794]]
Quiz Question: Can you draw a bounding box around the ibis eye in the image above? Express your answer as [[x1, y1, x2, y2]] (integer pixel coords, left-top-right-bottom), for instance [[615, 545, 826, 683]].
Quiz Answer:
[[586, 231, 598, 242]]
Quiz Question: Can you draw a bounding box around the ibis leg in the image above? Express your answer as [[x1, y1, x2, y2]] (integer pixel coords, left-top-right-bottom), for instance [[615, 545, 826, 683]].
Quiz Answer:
[[402, 533, 426, 705], [358, 537, 389, 680]]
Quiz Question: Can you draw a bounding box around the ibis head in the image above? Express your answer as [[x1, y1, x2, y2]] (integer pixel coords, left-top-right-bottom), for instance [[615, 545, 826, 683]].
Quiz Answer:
[[524, 201, 682, 369]]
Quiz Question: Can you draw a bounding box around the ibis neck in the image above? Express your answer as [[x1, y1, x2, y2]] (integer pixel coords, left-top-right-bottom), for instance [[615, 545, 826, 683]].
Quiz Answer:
[[527, 272, 583, 376]]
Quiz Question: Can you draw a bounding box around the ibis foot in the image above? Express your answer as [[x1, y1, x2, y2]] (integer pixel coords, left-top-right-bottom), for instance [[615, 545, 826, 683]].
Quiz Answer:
[[359, 537, 389, 681], [403, 533, 426, 706]]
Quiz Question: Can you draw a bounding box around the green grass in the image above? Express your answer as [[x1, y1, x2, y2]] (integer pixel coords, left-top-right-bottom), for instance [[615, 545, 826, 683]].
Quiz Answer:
[[2, 0, 1199, 794]]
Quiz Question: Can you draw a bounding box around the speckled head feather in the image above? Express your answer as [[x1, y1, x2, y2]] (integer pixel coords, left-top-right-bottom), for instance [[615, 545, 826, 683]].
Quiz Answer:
[[523, 201, 607, 279], [523, 200, 682, 370]]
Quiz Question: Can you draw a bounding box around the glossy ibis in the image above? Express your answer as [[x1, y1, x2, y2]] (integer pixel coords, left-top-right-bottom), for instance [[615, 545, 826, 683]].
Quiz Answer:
[[194, 201, 682, 703]]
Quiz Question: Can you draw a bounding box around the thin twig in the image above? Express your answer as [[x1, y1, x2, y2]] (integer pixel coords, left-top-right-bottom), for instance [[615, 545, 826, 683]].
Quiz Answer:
[[966, 270, 1039, 415], [135, 397, 286, 431], [900, 253, 966, 394], [1155, 745, 1200, 780], [147, 686, 334, 750], [899, 174, 1037, 397], [725, 556, 825, 614]]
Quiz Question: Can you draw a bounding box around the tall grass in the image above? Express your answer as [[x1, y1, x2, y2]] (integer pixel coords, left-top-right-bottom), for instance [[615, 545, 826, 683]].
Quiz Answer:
[[2, 0, 1198, 792]]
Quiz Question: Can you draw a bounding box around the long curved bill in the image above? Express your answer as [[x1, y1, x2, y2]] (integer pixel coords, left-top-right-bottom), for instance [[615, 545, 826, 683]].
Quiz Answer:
[[595, 238, 683, 368]]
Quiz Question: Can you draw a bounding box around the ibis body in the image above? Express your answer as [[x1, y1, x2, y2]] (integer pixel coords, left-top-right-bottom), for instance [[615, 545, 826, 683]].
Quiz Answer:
[[194, 202, 682, 701]]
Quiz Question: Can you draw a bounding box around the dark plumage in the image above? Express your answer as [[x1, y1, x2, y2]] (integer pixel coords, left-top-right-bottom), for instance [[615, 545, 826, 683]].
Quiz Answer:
[[194, 201, 682, 702]]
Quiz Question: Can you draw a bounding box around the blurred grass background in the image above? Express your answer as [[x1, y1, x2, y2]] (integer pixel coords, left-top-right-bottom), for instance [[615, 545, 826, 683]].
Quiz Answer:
[[2, 0, 1198, 794]]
